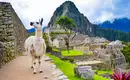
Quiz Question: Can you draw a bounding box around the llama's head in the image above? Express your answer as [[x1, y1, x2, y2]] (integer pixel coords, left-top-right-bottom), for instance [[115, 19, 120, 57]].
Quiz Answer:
[[30, 18, 43, 31]]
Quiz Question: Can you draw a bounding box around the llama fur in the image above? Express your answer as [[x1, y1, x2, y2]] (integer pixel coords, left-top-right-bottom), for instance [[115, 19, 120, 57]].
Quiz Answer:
[[24, 18, 46, 74]]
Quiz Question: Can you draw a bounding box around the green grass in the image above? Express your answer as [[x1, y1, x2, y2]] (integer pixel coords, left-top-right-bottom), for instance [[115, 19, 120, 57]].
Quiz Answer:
[[47, 54, 84, 80], [97, 70, 113, 75], [47, 54, 110, 80], [62, 50, 84, 56], [93, 70, 113, 80], [52, 48, 60, 52], [94, 75, 109, 80]]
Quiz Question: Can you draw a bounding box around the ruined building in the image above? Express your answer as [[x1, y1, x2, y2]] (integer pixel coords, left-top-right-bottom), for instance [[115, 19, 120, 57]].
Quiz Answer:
[[0, 2, 27, 67]]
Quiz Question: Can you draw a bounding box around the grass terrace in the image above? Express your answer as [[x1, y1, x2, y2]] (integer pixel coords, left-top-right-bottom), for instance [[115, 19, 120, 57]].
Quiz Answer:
[[97, 70, 113, 75], [47, 54, 109, 80], [52, 48, 61, 52], [47, 54, 84, 80], [61, 50, 84, 56]]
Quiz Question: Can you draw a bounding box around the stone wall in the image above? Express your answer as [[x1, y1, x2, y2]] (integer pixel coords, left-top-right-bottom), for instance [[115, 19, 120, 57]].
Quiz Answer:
[[0, 42, 4, 66], [0, 2, 27, 67]]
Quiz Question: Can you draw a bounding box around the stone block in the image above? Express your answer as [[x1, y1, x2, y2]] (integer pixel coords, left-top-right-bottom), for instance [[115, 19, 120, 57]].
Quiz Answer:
[[44, 57, 52, 61], [7, 29, 13, 33], [0, 28, 3, 31], [9, 24, 13, 28], [0, 12, 2, 16], [8, 36, 15, 40], [58, 75, 68, 80], [74, 66, 94, 80], [5, 13, 11, 17], [52, 64, 57, 69], [0, 25, 6, 28], [6, 20, 12, 24]]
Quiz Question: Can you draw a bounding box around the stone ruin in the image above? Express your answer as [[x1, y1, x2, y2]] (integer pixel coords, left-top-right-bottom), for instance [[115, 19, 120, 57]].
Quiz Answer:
[[73, 40, 126, 70], [74, 66, 94, 80], [93, 40, 126, 69], [0, 2, 27, 67]]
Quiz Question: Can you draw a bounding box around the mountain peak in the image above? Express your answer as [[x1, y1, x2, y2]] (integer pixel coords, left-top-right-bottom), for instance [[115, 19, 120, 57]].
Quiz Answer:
[[55, 1, 79, 16], [48, 1, 130, 41], [62, 1, 77, 10], [48, 1, 94, 36], [62, 1, 75, 6]]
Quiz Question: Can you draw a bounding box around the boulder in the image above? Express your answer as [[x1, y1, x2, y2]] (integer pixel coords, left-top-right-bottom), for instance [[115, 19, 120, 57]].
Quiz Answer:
[[74, 66, 94, 80]]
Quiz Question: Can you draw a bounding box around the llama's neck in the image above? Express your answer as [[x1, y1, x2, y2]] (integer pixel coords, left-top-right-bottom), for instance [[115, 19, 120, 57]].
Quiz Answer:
[[35, 30, 42, 38]]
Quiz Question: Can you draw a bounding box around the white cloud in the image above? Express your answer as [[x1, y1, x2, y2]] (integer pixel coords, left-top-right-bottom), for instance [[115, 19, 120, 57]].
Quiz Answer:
[[1, 0, 68, 29], [96, 12, 114, 22], [0, 0, 129, 29]]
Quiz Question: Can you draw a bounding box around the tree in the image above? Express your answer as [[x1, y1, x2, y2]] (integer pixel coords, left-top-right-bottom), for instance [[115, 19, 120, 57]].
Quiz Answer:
[[121, 42, 130, 63], [56, 16, 76, 52]]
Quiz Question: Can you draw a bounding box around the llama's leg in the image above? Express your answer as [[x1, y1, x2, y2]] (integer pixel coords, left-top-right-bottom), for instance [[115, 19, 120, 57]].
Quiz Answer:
[[31, 57, 35, 68], [38, 56, 42, 73], [30, 45, 35, 69], [33, 56, 37, 74]]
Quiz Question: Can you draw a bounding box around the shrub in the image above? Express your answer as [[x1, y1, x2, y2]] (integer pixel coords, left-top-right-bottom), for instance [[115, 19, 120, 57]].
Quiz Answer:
[[46, 46, 52, 52], [61, 57, 74, 63], [68, 58, 74, 63]]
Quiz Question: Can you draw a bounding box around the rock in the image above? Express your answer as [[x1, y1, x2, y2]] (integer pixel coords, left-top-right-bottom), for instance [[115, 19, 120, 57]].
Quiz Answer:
[[56, 71, 64, 77], [52, 69, 64, 77], [81, 72, 94, 80], [58, 75, 68, 80], [0, 25, 6, 28], [6, 20, 12, 24], [7, 29, 13, 33], [5, 13, 11, 17], [0, 42, 3, 48], [0, 12, 2, 16], [8, 36, 15, 40], [44, 76, 49, 79], [74, 66, 94, 80], [9, 24, 13, 28], [44, 57, 52, 61], [52, 64, 57, 69], [52, 71, 57, 75]]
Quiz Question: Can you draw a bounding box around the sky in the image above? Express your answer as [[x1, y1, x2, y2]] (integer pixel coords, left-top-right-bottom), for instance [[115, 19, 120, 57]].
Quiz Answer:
[[0, 0, 130, 29]]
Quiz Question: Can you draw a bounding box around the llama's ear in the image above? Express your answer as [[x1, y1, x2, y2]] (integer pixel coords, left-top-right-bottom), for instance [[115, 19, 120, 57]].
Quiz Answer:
[[40, 18, 43, 25], [39, 19, 41, 23]]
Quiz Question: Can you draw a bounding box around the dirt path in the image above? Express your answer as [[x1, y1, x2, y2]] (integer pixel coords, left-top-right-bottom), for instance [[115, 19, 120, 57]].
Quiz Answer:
[[0, 55, 57, 80]]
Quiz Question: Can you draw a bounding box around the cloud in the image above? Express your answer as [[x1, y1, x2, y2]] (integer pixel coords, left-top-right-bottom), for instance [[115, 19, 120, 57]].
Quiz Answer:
[[1, 0, 68, 29], [0, 0, 130, 29], [74, 0, 113, 23]]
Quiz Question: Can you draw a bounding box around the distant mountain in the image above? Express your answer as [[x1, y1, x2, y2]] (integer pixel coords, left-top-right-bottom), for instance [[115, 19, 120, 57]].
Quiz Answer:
[[48, 1, 95, 36], [48, 1, 130, 42], [98, 18, 130, 32], [27, 27, 46, 33], [27, 28, 35, 33]]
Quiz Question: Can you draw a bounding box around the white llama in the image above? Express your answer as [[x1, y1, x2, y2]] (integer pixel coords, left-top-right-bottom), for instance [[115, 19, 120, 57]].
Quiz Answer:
[[24, 18, 46, 74]]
